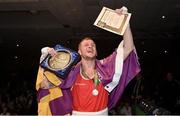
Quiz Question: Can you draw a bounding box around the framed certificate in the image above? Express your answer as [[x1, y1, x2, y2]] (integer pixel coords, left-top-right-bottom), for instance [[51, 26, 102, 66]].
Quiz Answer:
[[94, 7, 131, 35], [40, 45, 80, 79]]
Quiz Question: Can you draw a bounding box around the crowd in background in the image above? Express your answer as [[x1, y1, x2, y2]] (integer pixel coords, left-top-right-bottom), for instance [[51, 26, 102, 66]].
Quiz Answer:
[[0, 73, 37, 115], [109, 71, 180, 115], [0, 70, 180, 115]]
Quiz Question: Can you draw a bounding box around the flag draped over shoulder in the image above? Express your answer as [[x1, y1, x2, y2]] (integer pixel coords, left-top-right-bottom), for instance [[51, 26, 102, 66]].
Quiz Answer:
[[35, 42, 141, 115], [36, 67, 72, 115]]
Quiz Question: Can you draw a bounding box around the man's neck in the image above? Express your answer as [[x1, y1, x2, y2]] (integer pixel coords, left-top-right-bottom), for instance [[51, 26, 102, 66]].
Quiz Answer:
[[81, 59, 96, 70], [81, 59, 96, 79]]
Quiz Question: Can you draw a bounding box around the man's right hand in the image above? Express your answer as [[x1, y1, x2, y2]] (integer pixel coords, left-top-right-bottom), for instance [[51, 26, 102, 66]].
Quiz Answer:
[[115, 6, 128, 15]]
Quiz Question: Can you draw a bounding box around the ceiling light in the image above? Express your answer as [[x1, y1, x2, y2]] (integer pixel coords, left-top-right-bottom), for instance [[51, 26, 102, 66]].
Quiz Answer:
[[164, 50, 168, 53], [161, 16, 165, 19], [14, 56, 18, 59]]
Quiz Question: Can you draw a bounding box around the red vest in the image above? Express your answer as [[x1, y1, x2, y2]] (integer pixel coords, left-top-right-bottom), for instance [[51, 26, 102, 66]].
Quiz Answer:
[[72, 73, 108, 112]]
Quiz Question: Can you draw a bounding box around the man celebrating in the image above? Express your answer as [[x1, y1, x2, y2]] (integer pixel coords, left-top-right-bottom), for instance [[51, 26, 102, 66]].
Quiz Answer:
[[36, 6, 141, 115]]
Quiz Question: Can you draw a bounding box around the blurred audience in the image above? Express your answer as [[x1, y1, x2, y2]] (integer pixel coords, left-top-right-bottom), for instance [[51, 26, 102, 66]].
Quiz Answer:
[[0, 74, 37, 115], [1, 70, 179, 115], [119, 99, 132, 115], [155, 71, 180, 114]]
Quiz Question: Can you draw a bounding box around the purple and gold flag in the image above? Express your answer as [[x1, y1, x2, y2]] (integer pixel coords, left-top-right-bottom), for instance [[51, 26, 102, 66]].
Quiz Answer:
[[36, 67, 72, 115]]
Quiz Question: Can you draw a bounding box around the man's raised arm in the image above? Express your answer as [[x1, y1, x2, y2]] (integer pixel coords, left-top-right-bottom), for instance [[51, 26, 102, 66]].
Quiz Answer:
[[115, 6, 135, 60]]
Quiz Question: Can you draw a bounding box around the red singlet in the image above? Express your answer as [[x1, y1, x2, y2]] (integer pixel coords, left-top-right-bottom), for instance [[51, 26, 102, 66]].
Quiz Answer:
[[72, 73, 108, 112]]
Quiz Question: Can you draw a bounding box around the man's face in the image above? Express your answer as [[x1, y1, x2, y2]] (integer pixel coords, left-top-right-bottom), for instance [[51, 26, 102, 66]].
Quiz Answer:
[[78, 39, 97, 60]]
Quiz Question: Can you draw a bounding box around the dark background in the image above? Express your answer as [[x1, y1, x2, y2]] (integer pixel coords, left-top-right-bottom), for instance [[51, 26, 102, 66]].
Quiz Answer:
[[0, 0, 180, 115]]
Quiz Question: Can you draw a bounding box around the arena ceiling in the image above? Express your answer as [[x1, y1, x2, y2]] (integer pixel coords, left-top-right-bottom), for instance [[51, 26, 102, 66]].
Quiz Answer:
[[0, 0, 179, 75]]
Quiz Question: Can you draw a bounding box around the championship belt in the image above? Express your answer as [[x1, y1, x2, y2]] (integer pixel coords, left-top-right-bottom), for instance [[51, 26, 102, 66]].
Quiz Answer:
[[40, 44, 80, 79]]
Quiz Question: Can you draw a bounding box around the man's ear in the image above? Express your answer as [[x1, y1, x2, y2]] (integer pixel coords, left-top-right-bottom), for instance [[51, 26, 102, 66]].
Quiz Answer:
[[78, 49, 81, 55]]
